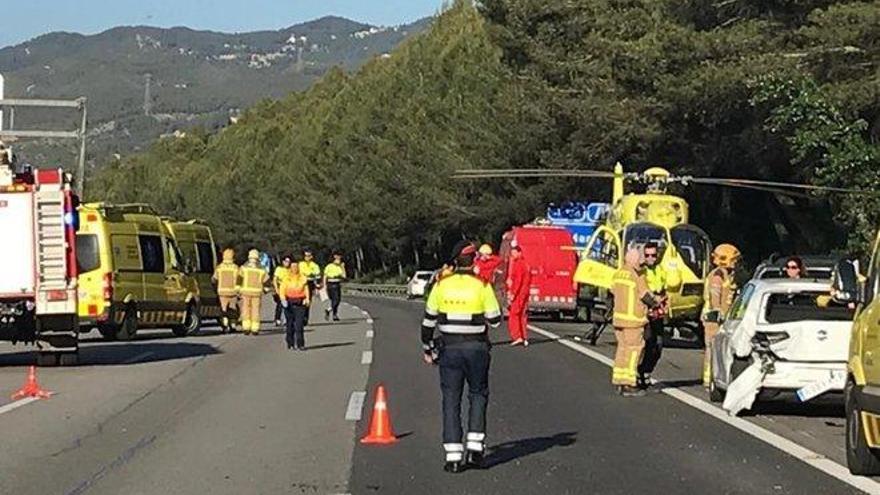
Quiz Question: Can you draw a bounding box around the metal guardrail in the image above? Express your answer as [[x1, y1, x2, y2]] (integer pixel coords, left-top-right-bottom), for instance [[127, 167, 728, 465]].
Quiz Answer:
[[344, 283, 409, 299]]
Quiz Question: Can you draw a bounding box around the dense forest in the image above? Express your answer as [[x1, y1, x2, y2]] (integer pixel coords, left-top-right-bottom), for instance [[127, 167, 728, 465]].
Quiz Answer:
[[89, 0, 880, 275]]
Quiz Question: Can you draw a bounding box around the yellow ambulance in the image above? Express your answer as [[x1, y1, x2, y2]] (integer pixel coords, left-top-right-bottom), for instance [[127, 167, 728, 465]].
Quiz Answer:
[[162, 219, 225, 326], [76, 203, 201, 340]]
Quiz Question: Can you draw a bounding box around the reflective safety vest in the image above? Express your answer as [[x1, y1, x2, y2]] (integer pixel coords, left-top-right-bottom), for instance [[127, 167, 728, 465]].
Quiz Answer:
[[422, 272, 502, 336], [214, 262, 240, 297], [324, 262, 346, 283], [273, 266, 291, 294], [702, 267, 735, 318], [282, 274, 310, 300], [644, 265, 667, 294], [239, 264, 268, 297], [299, 261, 322, 282], [611, 267, 649, 328]]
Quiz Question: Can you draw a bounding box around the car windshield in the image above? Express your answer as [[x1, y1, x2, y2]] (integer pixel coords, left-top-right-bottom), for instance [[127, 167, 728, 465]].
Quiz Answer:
[[670, 225, 710, 277], [764, 291, 855, 323], [415, 273, 432, 281]]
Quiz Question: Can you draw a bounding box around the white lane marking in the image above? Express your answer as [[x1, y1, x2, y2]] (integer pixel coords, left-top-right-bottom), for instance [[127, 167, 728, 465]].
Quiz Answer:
[[345, 391, 367, 421], [366, 318, 374, 324], [528, 324, 880, 495], [0, 397, 39, 416], [121, 352, 153, 365], [361, 350, 373, 365], [366, 329, 374, 339]]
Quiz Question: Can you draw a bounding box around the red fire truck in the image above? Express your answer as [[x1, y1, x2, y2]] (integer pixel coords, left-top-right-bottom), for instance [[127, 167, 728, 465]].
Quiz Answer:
[[497, 224, 580, 320], [0, 158, 80, 365]]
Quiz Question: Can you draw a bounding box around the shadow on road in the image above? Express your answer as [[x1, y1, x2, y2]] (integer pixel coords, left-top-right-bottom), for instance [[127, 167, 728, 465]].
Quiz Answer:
[[0, 342, 222, 367], [656, 379, 703, 390], [746, 397, 845, 419], [484, 432, 577, 468], [304, 342, 355, 351]]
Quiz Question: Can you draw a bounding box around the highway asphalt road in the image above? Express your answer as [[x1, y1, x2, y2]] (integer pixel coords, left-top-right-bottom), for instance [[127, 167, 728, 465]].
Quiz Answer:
[[0, 295, 877, 494]]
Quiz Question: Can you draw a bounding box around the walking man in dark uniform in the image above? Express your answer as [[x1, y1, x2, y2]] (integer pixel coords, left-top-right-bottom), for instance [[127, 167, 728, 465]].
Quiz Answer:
[[421, 241, 502, 473]]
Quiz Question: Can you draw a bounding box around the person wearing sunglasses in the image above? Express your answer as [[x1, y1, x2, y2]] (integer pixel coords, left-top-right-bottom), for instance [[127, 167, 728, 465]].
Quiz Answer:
[[638, 242, 669, 389], [784, 256, 805, 279]]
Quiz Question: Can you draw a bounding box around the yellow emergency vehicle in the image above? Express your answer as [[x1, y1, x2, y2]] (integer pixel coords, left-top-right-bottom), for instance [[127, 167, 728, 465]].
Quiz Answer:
[[832, 236, 880, 475], [76, 203, 201, 340], [163, 219, 225, 327]]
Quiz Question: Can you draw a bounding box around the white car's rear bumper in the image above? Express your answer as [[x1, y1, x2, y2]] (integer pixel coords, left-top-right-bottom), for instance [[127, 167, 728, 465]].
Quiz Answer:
[[761, 361, 847, 391]]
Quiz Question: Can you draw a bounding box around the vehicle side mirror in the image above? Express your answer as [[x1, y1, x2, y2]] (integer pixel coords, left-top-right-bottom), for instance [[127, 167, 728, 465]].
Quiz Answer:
[[832, 259, 861, 304]]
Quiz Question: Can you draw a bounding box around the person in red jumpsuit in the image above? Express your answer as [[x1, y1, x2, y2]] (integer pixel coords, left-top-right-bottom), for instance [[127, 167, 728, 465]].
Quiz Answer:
[[506, 245, 531, 346], [474, 243, 502, 286]]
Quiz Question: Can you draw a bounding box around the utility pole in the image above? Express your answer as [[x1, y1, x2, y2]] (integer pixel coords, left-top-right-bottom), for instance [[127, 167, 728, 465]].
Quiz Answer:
[[143, 73, 152, 116]]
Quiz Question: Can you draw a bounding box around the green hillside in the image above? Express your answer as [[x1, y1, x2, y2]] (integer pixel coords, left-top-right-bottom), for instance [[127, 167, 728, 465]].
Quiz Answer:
[[0, 16, 430, 169]]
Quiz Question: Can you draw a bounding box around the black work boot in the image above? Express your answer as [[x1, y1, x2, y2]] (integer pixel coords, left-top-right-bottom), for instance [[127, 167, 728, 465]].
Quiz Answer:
[[466, 451, 485, 469], [444, 461, 464, 473]]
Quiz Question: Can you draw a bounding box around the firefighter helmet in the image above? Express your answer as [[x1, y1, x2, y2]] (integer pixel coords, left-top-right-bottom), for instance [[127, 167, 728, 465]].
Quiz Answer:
[[712, 244, 741, 268], [248, 249, 260, 261], [479, 244, 493, 255]]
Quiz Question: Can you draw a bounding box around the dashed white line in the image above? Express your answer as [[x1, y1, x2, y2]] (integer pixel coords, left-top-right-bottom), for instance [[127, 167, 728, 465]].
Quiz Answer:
[[121, 352, 153, 365], [361, 350, 373, 365], [366, 318, 374, 324], [345, 391, 367, 421], [528, 324, 880, 495], [366, 329, 374, 339], [0, 397, 39, 416]]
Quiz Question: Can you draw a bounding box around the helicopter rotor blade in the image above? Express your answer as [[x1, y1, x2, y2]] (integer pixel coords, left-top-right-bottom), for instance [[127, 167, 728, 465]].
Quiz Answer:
[[686, 177, 878, 196], [452, 168, 618, 179]]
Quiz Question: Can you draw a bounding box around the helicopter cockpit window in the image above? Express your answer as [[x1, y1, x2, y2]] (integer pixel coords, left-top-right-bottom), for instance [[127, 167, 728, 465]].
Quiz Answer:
[[586, 230, 619, 268], [623, 223, 667, 257], [671, 225, 710, 277]]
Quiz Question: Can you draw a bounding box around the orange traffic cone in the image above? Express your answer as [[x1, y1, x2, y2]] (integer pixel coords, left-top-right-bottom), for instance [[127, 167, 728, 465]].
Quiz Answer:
[[11, 365, 53, 400], [360, 384, 398, 445]]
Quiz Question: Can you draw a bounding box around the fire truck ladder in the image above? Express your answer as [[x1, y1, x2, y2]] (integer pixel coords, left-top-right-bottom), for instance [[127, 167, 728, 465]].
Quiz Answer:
[[34, 191, 68, 293]]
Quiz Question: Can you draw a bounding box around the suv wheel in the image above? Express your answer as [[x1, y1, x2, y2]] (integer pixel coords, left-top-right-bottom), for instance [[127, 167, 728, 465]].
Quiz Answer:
[[846, 380, 880, 475], [708, 362, 725, 403]]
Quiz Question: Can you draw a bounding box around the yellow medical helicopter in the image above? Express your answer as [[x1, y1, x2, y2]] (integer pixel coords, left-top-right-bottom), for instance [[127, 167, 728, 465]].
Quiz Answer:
[[454, 163, 871, 344]]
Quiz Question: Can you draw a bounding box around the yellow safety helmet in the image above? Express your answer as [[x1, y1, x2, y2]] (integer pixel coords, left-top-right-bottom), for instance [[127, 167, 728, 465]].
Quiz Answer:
[[712, 244, 741, 268], [222, 249, 235, 262], [479, 244, 493, 255], [248, 249, 260, 261]]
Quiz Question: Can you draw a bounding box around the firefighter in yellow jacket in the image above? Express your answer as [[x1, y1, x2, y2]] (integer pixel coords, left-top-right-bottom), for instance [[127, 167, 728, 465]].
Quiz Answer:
[[212, 248, 239, 333], [701, 243, 740, 386], [239, 249, 269, 335], [611, 248, 657, 397]]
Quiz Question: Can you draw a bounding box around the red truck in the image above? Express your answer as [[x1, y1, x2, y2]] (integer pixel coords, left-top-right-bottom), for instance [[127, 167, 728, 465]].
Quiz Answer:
[[497, 224, 579, 319], [0, 163, 80, 365]]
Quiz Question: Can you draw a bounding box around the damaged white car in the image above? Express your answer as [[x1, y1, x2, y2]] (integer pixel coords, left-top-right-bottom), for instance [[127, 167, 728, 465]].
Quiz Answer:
[[707, 279, 855, 415]]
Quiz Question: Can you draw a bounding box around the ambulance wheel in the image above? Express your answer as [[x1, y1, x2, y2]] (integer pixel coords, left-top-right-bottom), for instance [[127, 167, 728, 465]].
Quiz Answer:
[[846, 380, 880, 475], [36, 352, 59, 367], [117, 307, 138, 341], [173, 304, 201, 337]]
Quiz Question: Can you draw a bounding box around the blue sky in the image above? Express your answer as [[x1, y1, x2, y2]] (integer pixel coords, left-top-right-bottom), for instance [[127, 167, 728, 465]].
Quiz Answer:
[[2, 0, 445, 48]]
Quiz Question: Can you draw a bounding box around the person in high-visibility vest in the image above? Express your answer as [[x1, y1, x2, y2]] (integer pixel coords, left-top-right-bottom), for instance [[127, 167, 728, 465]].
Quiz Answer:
[[212, 248, 239, 333], [611, 248, 656, 397], [638, 241, 669, 389], [422, 241, 502, 473], [239, 249, 269, 335], [273, 255, 293, 327], [280, 263, 310, 351], [323, 251, 347, 322], [298, 250, 322, 325], [701, 243, 741, 386]]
